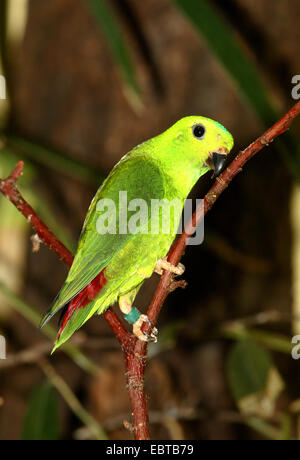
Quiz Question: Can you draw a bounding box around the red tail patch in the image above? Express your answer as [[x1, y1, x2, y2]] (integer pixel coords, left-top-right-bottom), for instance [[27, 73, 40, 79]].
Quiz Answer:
[[57, 269, 107, 340]]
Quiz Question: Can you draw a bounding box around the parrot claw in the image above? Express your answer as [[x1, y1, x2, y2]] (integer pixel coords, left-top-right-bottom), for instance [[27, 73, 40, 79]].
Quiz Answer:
[[133, 314, 158, 343], [155, 258, 185, 276]]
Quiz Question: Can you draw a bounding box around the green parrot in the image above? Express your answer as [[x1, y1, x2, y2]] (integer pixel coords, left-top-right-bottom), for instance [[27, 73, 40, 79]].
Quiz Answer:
[[41, 116, 234, 352]]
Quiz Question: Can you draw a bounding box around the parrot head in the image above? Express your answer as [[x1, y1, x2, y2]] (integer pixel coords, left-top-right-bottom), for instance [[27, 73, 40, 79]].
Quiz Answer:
[[161, 116, 234, 178], [146, 116, 234, 192]]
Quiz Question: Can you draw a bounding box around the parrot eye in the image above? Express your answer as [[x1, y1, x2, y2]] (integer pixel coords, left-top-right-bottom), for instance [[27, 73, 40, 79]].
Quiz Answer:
[[192, 124, 206, 140]]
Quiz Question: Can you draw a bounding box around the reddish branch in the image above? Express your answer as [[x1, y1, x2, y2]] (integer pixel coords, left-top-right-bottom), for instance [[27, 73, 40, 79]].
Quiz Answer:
[[0, 161, 73, 266], [1, 100, 300, 440]]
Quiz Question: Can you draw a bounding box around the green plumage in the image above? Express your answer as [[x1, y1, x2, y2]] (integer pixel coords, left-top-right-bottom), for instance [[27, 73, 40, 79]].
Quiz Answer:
[[41, 116, 234, 351]]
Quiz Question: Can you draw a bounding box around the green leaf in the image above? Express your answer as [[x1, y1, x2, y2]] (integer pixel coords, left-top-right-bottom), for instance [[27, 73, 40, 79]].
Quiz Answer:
[[227, 340, 272, 400], [22, 381, 59, 440], [4, 136, 104, 186], [86, 0, 141, 109], [226, 340, 284, 417], [173, 0, 277, 124], [172, 0, 300, 179]]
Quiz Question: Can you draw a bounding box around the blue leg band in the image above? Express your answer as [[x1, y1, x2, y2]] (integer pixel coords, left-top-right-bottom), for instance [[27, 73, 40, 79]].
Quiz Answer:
[[124, 307, 141, 325]]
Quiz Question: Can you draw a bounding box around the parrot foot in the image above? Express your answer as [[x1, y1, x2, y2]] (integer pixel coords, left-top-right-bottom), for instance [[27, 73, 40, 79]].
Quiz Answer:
[[133, 314, 158, 343], [120, 298, 158, 342], [154, 257, 185, 276]]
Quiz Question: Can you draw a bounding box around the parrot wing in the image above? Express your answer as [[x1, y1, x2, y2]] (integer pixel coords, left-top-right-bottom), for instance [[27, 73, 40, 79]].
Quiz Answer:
[[41, 154, 165, 326]]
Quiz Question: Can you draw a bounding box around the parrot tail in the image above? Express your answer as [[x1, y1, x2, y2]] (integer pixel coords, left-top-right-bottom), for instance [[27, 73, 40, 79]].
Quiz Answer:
[[56, 269, 107, 340]]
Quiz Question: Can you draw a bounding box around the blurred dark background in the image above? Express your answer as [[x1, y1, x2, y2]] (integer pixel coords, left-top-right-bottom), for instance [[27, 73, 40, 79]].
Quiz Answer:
[[0, 0, 300, 440]]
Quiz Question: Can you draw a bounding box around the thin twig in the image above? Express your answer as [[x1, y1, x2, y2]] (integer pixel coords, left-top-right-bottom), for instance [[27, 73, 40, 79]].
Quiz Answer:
[[0, 341, 53, 369], [0, 281, 99, 375], [39, 358, 108, 440], [0, 335, 118, 371], [222, 324, 292, 354]]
